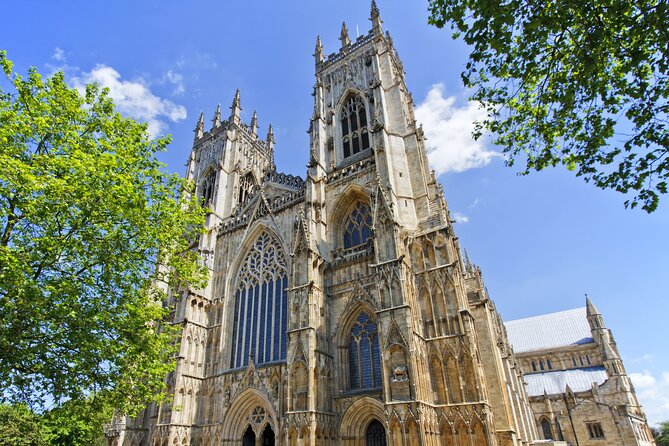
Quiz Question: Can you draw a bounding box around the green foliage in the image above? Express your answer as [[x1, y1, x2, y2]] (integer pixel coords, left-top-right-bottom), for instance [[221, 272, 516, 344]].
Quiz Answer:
[[428, 0, 669, 212], [656, 421, 669, 446], [0, 404, 48, 446], [0, 51, 207, 414], [42, 395, 112, 446]]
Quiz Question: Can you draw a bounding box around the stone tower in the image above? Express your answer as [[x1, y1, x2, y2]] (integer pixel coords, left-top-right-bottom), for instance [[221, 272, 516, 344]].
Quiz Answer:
[[117, 4, 539, 446]]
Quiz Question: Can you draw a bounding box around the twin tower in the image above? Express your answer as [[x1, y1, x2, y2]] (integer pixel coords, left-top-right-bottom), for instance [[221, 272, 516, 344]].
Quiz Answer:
[[119, 3, 548, 446]]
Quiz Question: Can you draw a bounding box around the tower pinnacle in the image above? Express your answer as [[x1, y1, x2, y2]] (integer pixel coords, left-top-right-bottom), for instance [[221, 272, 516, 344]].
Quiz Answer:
[[195, 112, 204, 139], [340, 22, 351, 47], [314, 35, 325, 64], [212, 104, 221, 128], [251, 110, 258, 136], [370, 0, 383, 34], [230, 89, 241, 124]]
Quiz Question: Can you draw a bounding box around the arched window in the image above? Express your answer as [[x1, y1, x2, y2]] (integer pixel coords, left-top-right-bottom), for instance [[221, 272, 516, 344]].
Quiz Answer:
[[349, 311, 382, 390], [200, 169, 217, 205], [341, 95, 370, 159], [531, 361, 537, 372], [541, 418, 554, 440], [238, 172, 257, 206], [230, 231, 288, 368], [343, 202, 373, 249]]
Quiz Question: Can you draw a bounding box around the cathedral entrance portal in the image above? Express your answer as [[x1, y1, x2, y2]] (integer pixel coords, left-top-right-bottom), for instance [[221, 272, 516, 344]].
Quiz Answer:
[[366, 420, 386, 446]]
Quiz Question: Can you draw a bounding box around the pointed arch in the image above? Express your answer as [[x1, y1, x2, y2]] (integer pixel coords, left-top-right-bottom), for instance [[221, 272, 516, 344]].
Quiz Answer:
[[290, 360, 308, 411], [229, 229, 288, 368], [199, 166, 217, 206], [339, 92, 371, 159], [339, 397, 386, 442]]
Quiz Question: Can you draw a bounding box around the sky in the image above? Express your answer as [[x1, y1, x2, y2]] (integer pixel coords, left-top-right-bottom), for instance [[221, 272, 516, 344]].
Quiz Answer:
[[2, 0, 668, 426]]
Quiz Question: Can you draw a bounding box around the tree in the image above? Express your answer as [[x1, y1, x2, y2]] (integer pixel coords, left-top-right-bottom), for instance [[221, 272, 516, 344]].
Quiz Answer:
[[0, 404, 48, 446], [428, 0, 668, 212], [656, 421, 669, 446], [0, 51, 207, 414], [41, 394, 113, 446]]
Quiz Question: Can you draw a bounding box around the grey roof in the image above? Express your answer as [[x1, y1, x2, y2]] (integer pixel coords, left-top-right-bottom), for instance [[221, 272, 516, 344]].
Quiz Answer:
[[504, 307, 593, 353], [524, 366, 608, 396]]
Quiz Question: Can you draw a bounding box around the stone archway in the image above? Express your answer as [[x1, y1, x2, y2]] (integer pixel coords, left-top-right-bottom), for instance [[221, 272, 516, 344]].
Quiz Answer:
[[339, 397, 386, 446], [366, 420, 386, 446], [221, 388, 278, 445]]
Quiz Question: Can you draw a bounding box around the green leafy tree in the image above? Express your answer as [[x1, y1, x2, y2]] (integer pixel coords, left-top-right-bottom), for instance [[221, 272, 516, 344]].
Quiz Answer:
[[656, 421, 669, 446], [0, 404, 48, 446], [41, 394, 113, 446], [0, 51, 207, 414], [428, 0, 668, 212]]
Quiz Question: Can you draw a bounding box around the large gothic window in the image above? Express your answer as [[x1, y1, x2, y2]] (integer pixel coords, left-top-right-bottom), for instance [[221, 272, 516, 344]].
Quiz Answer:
[[200, 169, 217, 205], [230, 231, 288, 368], [343, 202, 373, 249], [348, 312, 382, 390], [341, 95, 370, 159]]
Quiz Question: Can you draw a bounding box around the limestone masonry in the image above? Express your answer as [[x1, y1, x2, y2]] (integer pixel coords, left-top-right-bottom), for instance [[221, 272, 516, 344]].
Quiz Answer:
[[112, 3, 655, 445]]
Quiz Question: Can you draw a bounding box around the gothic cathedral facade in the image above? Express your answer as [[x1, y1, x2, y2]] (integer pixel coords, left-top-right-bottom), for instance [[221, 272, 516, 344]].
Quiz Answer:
[[114, 4, 649, 446]]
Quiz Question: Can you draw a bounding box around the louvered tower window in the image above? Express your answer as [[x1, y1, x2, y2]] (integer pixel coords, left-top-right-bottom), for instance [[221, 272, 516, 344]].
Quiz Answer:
[[230, 231, 288, 368], [348, 311, 382, 390], [200, 169, 216, 205], [238, 172, 257, 206], [343, 202, 373, 249], [341, 95, 370, 159]]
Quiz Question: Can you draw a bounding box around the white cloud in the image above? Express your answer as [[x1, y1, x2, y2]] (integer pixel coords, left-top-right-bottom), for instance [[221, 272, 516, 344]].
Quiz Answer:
[[629, 370, 669, 427], [451, 211, 469, 224], [415, 83, 500, 174], [72, 65, 187, 137], [164, 70, 185, 96], [52, 47, 65, 62]]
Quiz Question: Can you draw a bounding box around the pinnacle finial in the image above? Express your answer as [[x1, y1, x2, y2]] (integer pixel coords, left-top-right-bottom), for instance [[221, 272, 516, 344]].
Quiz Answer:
[[231, 89, 241, 109], [340, 22, 351, 47], [212, 104, 221, 128], [230, 89, 241, 123], [267, 123, 275, 144], [251, 110, 258, 135], [195, 112, 204, 139], [585, 294, 601, 316], [371, 0, 383, 34], [314, 35, 325, 63]]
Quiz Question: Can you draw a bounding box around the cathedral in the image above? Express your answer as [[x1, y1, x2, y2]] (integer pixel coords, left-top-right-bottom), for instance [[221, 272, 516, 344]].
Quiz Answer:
[[113, 3, 654, 445]]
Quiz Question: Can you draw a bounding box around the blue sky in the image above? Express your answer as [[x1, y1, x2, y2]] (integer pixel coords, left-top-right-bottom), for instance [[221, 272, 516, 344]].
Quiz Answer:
[[3, 0, 668, 425]]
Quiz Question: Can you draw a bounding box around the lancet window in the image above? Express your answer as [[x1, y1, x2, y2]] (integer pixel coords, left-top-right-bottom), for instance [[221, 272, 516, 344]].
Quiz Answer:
[[348, 311, 382, 390], [343, 202, 373, 249], [238, 172, 257, 206], [340, 94, 370, 159], [230, 231, 288, 368], [200, 169, 217, 205]]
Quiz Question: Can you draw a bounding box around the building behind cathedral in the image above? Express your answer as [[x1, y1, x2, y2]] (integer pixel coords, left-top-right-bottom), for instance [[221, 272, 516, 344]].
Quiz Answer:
[[113, 4, 654, 445]]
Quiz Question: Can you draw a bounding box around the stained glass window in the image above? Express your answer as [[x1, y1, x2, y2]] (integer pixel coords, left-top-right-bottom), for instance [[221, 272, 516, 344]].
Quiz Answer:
[[343, 202, 373, 249], [348, 312, 382, 390], [231, 231, 288, 368], [341, 95, 370, 159]]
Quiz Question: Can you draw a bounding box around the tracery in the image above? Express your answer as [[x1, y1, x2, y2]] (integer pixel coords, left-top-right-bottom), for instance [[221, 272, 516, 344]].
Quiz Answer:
[[230, 231, 288, 368]]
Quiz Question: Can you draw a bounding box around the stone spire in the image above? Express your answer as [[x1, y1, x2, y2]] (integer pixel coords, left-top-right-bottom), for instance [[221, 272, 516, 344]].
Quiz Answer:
[[212, 103, 221, 128], [339, 22, 351, 47], [370, 0, 383, 34], [585, 294, 605, 331], [266, 124, 275, 171], [195, 112, 204, 139], [230, 89, 241, 124], [314, 35, 325, 64], [251, 110, 258, 136]]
